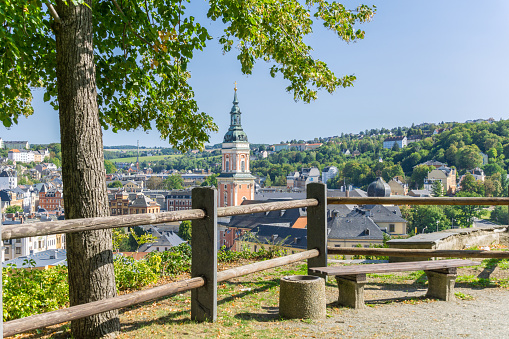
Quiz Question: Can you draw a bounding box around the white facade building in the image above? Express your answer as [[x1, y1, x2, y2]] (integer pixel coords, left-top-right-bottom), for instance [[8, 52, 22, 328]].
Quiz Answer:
[[0, 170, 17, 190]]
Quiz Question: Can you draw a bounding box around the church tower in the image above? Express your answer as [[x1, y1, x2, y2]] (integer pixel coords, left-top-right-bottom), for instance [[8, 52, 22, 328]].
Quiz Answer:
[[217, 85, 255, 207]]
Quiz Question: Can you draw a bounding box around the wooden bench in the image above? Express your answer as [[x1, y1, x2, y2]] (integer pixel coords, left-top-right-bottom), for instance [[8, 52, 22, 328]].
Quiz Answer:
[[309, 259, 480, 309]]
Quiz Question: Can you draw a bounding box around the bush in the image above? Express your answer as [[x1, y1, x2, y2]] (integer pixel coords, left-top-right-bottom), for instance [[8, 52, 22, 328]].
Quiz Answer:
[[113, 255, 160, 291], [3, 260, 69, 321]]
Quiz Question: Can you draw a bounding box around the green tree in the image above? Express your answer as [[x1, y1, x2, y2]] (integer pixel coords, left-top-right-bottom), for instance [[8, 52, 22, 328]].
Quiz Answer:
[[1, 0, 375, 336], [178, 220, 192, 242], [410, 165, 432, 189], [146, 176, 164, 190], [107, 180, 123, 188], [201, 173, 219, 187], [264, 176, 273, 187], [104, 160, 117, 174], [451, 191, 486, 228], [431, 180, 444, 197], [460, 173, 483, 195], [456, 145, 483, 170], [5, 205, 23, 214], [408, 205, 450, 234], [490, 205, 508, 225], [164, 174, 184, 190]]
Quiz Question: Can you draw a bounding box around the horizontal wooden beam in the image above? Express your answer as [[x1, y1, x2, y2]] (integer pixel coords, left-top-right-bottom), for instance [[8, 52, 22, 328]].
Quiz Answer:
[[217, 198, 318, 218], [2, 199, 319, 240], [3, 277, 205, 337], [1, 209, 207, 240], [3, 249, 319, 337], [217, 249, 319, 282], [327, 196, 509, 206], [327, 247, 509, 259]]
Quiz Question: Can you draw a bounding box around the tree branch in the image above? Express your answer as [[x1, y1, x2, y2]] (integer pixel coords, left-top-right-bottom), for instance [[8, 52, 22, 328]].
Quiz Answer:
[[46, 2, 61, 24], [111, 0, 152, 47]]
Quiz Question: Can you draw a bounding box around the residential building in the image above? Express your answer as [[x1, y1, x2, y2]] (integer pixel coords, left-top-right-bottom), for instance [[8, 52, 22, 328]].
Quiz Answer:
[[38, 186, 63, 211], [348, 205, 407, 235], [33, 149, 50, 162], [138, 226, 185, 252], [427, 166, 457, 194], [0, 170, 17, 190], [387, 178, 408, 196], [327, 213, 384, 248], [129, 194, 160, 214], [3, 249, 67, 268], [292, 167, 320, 189], [8, 149, 34, 163], [407, 135, 422, 144], [416, 160, 448, 169], [383, 136, 407, 149], [166, 189, 192, 211], [217, 88, 255, 207], [321, 166, 338, 187], [109, 192, 130, 215], [458, 167, 485, 190], [3, 140, 29, 150]]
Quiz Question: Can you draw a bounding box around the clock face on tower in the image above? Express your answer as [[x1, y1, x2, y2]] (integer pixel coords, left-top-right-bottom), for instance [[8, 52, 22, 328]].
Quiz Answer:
[[217, 87, 255, 207]]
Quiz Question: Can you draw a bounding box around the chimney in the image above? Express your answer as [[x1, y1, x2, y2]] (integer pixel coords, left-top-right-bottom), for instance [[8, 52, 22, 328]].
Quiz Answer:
[[346, 189, 349, 198]]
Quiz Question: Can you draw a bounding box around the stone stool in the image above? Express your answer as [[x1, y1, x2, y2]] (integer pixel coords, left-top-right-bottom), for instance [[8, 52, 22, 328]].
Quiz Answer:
[[279, 275, 326, 319]]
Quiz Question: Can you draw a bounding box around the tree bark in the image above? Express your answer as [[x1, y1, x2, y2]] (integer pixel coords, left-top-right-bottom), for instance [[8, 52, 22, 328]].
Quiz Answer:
[[54, 1, 120, 337]]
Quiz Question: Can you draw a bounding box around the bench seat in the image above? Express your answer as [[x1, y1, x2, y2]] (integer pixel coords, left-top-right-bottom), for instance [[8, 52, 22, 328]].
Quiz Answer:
[[309, 259, 480, 309]]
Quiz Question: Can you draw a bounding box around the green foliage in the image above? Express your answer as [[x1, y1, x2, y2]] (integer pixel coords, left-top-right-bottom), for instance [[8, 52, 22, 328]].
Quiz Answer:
[[431, 180, 444, 197], [178, 220, 192, 242], [405, 205, 450, 233], [107, 180, 123, 188], [164, 174, 184, 190], [3, 261, 69, 321], [0, 0, 376, 150], [114, 255, 160, 291], [104, 159, 117, 174], [5, 205, 23, 213], [201, 173, 219, 187], [449, 191, 487, 227], [490, 205, 508, 225], [410, 165, 432, 189]]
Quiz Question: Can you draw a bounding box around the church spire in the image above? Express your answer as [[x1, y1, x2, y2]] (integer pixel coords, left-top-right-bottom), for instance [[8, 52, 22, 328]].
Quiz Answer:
[[223, 84, 248, 143]]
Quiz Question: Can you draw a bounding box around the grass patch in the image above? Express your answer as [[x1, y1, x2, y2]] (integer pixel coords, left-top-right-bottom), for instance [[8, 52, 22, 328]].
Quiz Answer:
[[455, 292, 474, 300]]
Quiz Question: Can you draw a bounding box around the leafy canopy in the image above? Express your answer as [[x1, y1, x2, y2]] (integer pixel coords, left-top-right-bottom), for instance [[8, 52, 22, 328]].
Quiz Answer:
[[1, 0, 375, 149]]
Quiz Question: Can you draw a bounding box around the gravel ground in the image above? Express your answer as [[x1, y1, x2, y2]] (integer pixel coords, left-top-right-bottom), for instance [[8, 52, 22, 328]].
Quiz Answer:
[[269, 278, 509, 338], [318, 287, 509, 338]]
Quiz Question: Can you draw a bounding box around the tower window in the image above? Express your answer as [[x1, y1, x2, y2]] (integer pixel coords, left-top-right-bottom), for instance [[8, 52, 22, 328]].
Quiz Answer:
[[225, 160, 229, 171], [241, 160, 245, 172]]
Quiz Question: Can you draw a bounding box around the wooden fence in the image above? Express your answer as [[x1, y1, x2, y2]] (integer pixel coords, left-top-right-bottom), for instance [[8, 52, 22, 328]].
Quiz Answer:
[[2, 183, 509, 337]]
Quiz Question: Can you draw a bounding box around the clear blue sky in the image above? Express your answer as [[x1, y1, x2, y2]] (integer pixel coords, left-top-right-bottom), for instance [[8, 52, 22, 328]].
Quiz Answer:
[[2, 1, 509, 147]]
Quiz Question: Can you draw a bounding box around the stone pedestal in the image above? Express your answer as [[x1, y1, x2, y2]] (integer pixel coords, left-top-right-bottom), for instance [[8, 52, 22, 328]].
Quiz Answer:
[[279, 275, 326, 319], [336, 274, 366, 309], [425, 268, 457, 301]]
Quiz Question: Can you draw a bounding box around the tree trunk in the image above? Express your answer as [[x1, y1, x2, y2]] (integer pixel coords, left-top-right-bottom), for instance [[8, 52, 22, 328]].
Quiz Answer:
[[54, 1, 120, 337]]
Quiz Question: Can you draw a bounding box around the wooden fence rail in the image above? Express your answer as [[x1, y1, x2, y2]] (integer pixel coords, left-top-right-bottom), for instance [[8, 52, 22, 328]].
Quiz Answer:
[[3, 249, 320, 337], [3, 184, 509, 338], [327, 196, 509, 206], [1, 199, 318, 241], [327, 247, 509, 259]]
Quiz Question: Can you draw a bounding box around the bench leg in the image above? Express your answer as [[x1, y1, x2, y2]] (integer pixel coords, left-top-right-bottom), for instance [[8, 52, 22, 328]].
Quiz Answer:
[[425, 268, 457, 301], [336, 274, 366, 309]]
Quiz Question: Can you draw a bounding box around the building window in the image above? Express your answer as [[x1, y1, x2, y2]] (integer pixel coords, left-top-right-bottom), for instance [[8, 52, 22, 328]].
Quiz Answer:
[[225, 160, 229, 171], [15, 247, 21, 254], [389, 224, 395, 232], [239, 185, 242, 189], [241, 160, 245, 172], [335, 244, 341, 247], [5, 247, 9, 254]]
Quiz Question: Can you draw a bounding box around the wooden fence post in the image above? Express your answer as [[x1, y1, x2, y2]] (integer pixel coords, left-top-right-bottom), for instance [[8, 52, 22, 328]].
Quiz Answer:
[[191, 187, 217, 322], [307, 183, 327, 276]]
